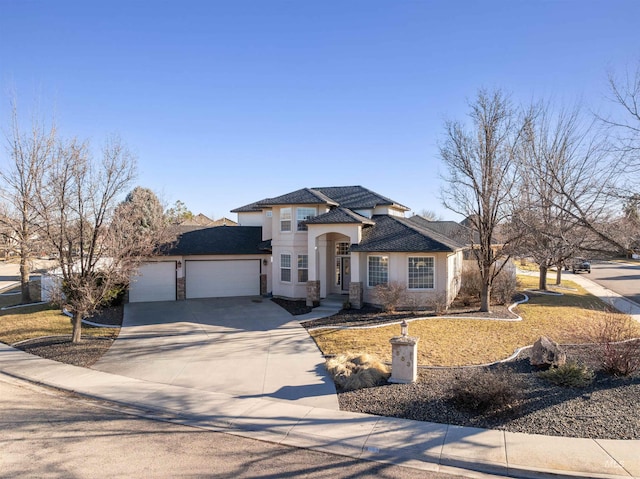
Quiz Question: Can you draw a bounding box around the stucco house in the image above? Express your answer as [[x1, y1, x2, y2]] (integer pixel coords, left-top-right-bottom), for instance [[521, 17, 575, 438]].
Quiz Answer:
[[129, 186, 466, 308]]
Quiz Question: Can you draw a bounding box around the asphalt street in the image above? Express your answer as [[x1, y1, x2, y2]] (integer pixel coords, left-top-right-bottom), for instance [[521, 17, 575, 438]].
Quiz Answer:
[[0, 373, 471, 479], [583, 261, 640, 306]]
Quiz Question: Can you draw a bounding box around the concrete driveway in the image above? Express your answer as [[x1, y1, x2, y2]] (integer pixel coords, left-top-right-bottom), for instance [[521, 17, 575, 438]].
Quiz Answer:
[[92, 297, 338, 410]]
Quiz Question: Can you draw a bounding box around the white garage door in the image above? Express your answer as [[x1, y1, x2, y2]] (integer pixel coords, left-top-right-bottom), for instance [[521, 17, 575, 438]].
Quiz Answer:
[[129, 262, 176, 303], [186, 260, 260, 298]]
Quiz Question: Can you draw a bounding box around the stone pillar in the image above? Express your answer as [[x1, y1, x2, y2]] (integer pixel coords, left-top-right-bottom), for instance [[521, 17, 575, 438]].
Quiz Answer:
[[260, 274, 268, 296], [389, 335, 419, 384], [306, 280, 320, 308], [349, 281, 363, 309], [176, 277, 185, 300]]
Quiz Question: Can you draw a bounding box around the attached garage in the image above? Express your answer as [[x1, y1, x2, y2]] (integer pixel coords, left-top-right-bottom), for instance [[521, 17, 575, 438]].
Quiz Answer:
[[185, 260, 260, 298], [129, 262, 176, 303]]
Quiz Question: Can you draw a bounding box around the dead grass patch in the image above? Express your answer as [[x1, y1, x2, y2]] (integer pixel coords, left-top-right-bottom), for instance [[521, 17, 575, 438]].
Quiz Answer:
[[0, 303, 119, 345], [309, 277, 640, 367]]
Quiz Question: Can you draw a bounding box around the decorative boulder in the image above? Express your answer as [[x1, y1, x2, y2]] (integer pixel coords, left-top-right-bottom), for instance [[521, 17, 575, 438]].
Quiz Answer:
[[530, 336, 567, 369]]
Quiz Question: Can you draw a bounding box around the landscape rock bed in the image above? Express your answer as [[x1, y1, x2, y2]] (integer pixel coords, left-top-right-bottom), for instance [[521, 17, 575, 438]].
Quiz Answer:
[[338, 345, 640, 440]]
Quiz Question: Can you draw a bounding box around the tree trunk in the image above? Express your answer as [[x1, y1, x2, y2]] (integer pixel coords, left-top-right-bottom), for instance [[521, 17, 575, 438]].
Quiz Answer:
[[539, 265, 548, 290], [71, 312, 82, 343], [480, 282, 491, 312], [555, 264, 562, 285], [20, 256, 31, 303]]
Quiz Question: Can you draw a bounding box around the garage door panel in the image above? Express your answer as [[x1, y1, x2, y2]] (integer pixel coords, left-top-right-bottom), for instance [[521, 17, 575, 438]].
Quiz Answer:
[[130, 262, 176, 303], [186, 260, 259, 298]]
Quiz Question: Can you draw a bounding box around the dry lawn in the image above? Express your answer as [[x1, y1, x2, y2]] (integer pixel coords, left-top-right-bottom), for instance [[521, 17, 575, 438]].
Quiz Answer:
[[310, 276, 640, 367], [0, 303, 119, 345]]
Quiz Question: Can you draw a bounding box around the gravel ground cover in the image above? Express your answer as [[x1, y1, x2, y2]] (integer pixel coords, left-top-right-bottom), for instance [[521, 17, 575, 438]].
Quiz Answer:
[[338, 345, 640, 440], [287, 295, 640, 440]]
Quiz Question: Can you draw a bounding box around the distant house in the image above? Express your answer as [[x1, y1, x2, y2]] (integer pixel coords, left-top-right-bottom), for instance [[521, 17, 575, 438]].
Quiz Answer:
[[171, 214, 238, 235], [129, 186, 466, 308]]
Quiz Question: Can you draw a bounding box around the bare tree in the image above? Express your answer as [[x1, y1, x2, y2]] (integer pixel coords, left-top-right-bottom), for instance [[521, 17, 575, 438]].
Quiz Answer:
[[440, 89, 521, 312], [38, 136, 159, 343], [513, 104, 601, 289], [0, 100, 56, 302], [602, 61, 640, 166]]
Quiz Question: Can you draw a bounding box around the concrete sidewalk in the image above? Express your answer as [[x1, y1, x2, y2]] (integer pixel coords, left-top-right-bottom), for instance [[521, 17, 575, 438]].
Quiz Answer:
[[0, 343, 637, 479]]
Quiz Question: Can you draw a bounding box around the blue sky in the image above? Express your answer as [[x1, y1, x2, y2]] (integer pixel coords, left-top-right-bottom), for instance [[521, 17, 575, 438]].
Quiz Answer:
[[1, 1, 638, 220]]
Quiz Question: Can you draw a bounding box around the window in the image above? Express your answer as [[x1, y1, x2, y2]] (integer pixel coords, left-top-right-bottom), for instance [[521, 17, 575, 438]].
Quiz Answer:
[[408, 257, 434, 289], [280, 254, 291, 282], [296, 207, 316, 231], [280, 208, 291, 232], [335, 242, 350, 256], [297, 254, 308, 282], [368, 256, 388, 287]]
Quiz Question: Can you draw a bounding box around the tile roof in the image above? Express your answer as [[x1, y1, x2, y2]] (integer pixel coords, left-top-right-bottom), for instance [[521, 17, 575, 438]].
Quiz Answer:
[[231, 186, 408, 213], [230, 201, 264, 213], [165, 226, 268, 256], [304, 207, 375, 225], [313, 186, 409, 211], [255, 188, 338, 207], [350, 215, 465, 253]]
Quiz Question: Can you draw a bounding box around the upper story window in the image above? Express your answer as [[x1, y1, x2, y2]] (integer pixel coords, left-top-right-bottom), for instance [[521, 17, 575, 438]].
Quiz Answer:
[[280, 208, 292, 232], [296, 207, 317, 231], [408, 257, 434, 289]]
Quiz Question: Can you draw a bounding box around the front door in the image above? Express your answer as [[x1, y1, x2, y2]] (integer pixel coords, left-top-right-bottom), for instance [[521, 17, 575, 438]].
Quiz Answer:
[[341, 257, 351, 292]]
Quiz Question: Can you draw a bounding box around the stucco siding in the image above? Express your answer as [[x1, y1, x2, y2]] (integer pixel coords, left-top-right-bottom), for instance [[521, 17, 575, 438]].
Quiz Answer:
[[237, 211, 263, 227], [361, 251, 454, 308]]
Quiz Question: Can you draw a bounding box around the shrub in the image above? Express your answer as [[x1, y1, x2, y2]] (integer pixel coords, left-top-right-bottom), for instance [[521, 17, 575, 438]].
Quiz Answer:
[[492, 266, 518, 305], [449, 368, 520, 413], [538, 362, 594, 388], [584, 312, 640, 376], [374, 282, 407, 312], [326, 353, 391, 391], [459, 265, 482, 302], [459, 262, 517, 306], [426, 291, 449, 315]]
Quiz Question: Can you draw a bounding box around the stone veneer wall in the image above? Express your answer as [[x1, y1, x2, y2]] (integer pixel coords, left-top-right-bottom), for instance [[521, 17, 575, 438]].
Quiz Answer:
[[176, 277, 185, 300], [306, 280, 320, 307], [260, 274, 267, 296], [349, 281, 363, 309]]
